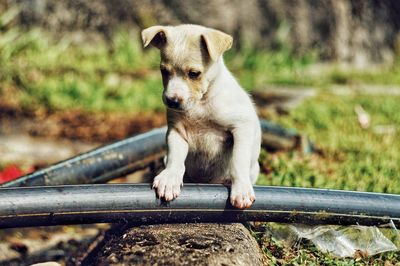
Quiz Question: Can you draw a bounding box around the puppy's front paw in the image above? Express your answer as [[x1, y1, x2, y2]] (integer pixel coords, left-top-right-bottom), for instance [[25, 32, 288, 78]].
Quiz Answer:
[[152, 170, 183, 201], [230, 181, 255, 209]]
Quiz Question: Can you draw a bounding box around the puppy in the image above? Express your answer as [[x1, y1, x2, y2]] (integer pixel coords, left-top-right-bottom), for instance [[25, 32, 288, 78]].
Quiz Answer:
[[141, 24, 261, 209]]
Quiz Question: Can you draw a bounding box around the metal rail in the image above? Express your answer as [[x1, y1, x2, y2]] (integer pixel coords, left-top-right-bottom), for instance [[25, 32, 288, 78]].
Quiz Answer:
[[0, 184, 399, 228], [2, 120, 305, 188], [1, 127, 167, 187]]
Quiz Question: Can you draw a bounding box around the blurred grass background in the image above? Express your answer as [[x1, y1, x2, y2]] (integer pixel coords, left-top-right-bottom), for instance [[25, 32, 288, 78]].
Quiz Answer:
[[259, 93, 400, 193], [1, 8, 400, 114]]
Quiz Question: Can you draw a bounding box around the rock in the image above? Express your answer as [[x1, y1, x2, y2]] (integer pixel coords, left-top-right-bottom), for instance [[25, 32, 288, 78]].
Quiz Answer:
[[89, 223, 266, 265]]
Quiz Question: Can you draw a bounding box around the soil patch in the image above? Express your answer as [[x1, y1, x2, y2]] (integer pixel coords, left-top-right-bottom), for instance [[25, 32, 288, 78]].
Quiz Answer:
[[0, 103, 166, 143]]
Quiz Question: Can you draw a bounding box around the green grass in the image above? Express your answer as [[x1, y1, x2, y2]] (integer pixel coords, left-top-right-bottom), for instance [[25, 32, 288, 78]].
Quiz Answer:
[[0, 26, 164, 113], [1, 19, 400, 113], [257, 92, 400, 194]]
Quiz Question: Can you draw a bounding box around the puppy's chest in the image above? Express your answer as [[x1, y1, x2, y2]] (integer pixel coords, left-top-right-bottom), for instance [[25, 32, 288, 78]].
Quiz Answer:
[[184, 120, 233, 157]]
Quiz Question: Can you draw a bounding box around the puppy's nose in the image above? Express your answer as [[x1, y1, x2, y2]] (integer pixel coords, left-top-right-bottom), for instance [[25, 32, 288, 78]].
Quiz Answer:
[[165, 96, 182, 109]]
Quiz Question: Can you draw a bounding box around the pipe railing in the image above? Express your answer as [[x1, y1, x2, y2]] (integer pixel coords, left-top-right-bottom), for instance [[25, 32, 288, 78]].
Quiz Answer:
[[2, 120, 307, 188], [1, 127, 167, 187], [0, 184, 399, 228]]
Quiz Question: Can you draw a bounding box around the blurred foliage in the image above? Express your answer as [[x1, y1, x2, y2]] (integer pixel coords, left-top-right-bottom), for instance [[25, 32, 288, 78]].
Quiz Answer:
[[1, 7, 400, 113], [0, 23, 163, 112], [257, 92, 400, 194]]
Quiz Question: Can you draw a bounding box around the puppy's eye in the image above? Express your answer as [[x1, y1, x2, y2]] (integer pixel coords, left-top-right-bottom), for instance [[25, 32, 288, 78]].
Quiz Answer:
[[160, 68, 170, 77], [188, 71, 201, 79]]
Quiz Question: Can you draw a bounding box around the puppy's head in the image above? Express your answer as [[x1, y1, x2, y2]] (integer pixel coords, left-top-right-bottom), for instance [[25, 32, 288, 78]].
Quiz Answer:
[[141, 24, 232, 111]]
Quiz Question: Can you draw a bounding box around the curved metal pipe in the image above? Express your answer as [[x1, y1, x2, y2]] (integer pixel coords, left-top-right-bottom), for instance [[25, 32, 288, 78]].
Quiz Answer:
[[0, 184, 399, 228], [1, 127, 167, 187], [2, 120, 304, 188]]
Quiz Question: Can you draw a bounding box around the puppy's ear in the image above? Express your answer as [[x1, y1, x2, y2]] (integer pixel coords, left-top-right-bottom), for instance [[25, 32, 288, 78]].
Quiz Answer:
[[201, 29, 233, 61], [141, 25, 168, 49]]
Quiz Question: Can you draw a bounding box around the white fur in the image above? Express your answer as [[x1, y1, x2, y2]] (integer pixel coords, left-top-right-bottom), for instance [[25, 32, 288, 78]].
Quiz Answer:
[[144, 25, 261, 209], [164, 76, 191, 103]]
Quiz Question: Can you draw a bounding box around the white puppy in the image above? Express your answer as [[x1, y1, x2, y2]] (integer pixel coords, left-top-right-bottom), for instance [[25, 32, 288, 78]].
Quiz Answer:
[[142, 24, 261, 209]]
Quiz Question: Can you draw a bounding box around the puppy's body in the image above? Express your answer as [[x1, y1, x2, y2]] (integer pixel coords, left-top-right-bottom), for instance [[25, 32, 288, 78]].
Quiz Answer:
[[142, 24, 261, 208], [170, 61, 260, 184]]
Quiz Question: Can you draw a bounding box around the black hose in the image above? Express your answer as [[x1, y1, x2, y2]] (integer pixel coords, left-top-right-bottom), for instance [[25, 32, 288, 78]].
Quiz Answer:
[[2, 120, 304, 188], [1, 127, 167, 187], [0, 184, 399, 228]]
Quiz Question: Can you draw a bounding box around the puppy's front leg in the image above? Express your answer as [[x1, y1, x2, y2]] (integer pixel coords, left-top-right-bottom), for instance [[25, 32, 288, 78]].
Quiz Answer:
[[230, 124, 256, 209], [153, 128, 188, 201]]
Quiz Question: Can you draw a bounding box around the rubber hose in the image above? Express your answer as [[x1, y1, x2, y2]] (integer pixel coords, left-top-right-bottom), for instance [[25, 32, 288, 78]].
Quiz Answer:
[[0, 184, 399, 228], [1, 127, 167, 187], [2, 120, 303, 188]]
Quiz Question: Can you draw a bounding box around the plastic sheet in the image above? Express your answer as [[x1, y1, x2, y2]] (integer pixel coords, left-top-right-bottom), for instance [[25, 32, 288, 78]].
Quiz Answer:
[[290, 224, 398, 257], [260, 223, 399, 258]]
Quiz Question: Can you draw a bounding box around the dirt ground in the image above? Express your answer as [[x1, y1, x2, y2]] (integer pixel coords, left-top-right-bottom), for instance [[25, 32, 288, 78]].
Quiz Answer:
[[0, 225, 107, 266], [0, 103, 166, 143]]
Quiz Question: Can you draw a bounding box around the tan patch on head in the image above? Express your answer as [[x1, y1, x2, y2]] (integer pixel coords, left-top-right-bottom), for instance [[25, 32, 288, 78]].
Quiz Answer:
[[159, 26, 209, 99], [162, 26, 206, 70], [141, 25, 168, 48], [201, 29, 232, 61]]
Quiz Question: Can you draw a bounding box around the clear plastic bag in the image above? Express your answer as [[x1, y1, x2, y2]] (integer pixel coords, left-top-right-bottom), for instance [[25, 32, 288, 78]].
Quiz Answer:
[[262, 223, 399, 258], [290, 224, 398, 257]]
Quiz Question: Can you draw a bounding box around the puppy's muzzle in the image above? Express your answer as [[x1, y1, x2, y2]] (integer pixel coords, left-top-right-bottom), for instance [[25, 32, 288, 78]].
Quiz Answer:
[[165, 96, 182, 109]]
